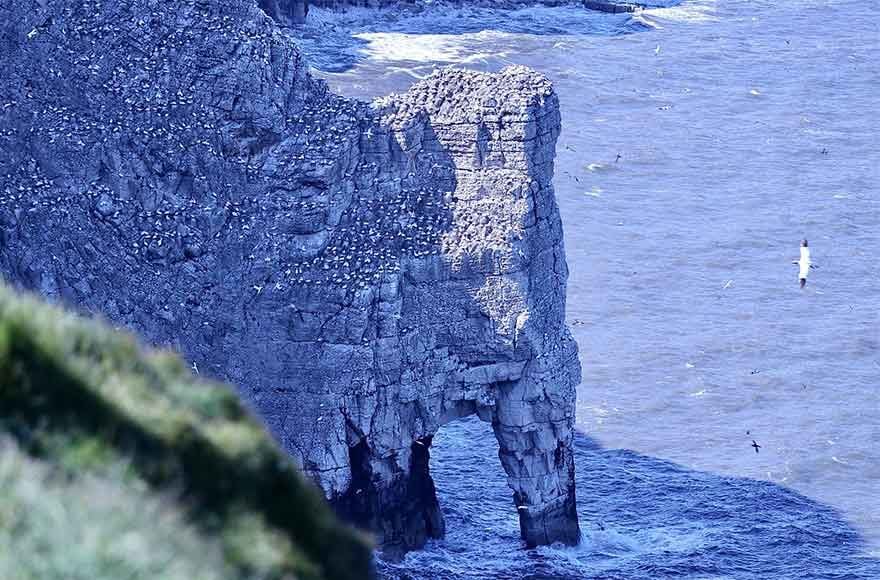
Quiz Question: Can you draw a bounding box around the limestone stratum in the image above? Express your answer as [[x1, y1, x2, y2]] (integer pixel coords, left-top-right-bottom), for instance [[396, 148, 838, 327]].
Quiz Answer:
[[0, 0, 582, 560]]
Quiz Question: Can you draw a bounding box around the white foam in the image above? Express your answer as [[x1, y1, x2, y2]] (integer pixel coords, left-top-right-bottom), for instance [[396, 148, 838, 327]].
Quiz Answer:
[[587, 528, 643, 555], [632, 14, 662, 29], [644, 0, 719, 23], [384, 65, 430, 80], [353, 32, 473, 63]]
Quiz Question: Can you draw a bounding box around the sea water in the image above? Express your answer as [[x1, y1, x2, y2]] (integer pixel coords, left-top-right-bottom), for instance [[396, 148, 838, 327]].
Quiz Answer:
[[295, 1, 880, 577]]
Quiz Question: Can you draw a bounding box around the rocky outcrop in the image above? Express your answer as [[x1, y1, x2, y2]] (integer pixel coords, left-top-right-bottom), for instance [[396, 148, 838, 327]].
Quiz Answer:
[[582, 0, 644, 14], [0, 0, 581, 557], [259, 0, 309, 25]]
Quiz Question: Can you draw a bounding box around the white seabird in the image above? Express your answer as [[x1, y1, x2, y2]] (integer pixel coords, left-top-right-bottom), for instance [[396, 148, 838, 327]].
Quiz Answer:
[[792, 239, 815, 288]]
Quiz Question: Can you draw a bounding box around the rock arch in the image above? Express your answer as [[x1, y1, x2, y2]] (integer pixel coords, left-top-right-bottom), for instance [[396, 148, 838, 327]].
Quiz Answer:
[[0, 0, 581, 557]]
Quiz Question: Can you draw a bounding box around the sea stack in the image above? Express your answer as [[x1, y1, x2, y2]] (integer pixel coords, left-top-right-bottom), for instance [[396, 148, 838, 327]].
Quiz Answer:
[[0, 0, 582, 557]]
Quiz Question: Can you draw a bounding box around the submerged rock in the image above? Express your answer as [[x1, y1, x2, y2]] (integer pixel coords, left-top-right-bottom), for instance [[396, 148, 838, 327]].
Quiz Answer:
[[0, 0, 581, 557]]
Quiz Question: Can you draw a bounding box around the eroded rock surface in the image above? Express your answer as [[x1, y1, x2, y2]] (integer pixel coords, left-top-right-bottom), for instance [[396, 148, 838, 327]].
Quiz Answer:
[[0, 0, 581, 556], [258, 0, 309, 25]]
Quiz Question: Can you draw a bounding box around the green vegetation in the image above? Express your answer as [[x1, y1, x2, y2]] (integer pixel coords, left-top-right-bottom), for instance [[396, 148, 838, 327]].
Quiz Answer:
[[0, 283, 373, 580]]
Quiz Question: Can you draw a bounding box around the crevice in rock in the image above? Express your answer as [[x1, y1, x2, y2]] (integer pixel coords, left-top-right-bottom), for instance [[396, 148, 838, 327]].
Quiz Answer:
[[258, 0, 309, 26], [334, 435, 445, 561]]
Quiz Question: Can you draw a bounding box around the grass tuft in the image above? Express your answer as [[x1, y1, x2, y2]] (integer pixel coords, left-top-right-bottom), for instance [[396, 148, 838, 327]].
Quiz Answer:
[[0, 283, 373, 580]]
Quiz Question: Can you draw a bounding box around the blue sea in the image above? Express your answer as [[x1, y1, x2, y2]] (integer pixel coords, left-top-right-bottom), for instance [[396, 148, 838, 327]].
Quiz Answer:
[[296, 1, 879, 577]]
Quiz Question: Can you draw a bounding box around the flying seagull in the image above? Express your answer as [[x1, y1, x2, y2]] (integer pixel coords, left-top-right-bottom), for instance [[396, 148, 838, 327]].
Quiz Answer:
[[751, 440, 762, 453]]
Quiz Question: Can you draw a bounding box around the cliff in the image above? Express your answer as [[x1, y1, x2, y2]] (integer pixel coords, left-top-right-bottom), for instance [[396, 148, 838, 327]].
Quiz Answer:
[[0, 0, 581, 557], [0, 283, 373, 579], [259, 0, 309, 25]]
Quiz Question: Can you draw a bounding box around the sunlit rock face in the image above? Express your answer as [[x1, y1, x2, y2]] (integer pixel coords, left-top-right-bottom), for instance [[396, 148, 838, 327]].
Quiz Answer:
[[0, 0, 581, 557]]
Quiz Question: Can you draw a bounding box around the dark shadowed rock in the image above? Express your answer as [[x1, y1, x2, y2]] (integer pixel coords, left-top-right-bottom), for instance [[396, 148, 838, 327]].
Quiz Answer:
[[0, 0, 581, 557], [259, 0, 309, 25], [582, 0, 644, 13]]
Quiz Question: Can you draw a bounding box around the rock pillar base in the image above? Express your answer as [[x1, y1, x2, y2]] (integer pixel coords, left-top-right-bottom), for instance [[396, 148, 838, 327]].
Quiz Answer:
[[518, 489, 581, 547], [334, 436, 445, 560]]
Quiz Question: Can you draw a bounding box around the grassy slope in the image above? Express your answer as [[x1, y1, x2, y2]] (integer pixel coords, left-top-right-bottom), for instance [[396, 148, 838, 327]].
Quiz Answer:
[[0, 283, 372, 580]]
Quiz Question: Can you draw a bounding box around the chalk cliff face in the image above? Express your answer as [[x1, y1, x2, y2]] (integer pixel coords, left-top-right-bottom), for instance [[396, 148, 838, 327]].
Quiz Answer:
[[0, 0, 581, 556]]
